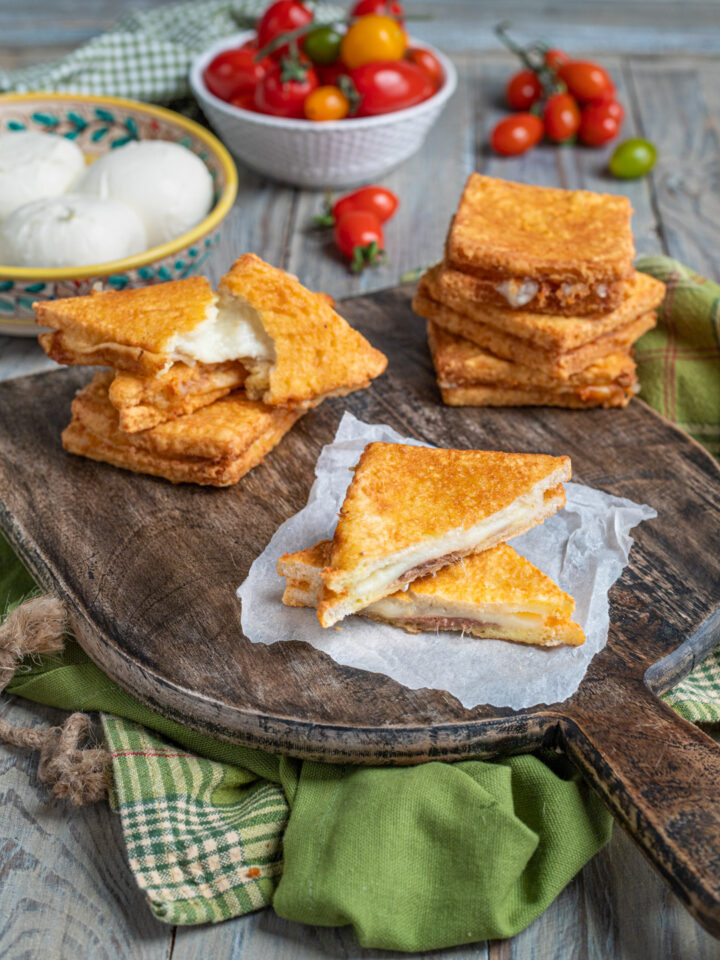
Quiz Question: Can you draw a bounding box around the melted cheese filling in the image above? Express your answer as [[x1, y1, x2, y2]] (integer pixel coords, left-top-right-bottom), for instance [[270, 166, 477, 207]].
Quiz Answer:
[[166, 294, 275, 366], [495, 278, 539, 307]]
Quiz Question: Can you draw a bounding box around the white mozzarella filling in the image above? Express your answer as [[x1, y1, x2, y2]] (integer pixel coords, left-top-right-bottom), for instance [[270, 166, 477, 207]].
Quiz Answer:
[[166, 294, 275, 365], [495, 279, 539, 307], [367, 596, 548, 631]]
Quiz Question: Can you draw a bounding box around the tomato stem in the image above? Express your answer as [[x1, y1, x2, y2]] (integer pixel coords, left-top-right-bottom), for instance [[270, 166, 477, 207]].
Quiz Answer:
[[350, 240, 386, 274]]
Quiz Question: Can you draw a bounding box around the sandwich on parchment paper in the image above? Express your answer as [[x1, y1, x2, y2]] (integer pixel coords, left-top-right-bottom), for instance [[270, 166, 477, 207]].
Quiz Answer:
[[278, 540, 584, 648], [315, 442, 571, 628]]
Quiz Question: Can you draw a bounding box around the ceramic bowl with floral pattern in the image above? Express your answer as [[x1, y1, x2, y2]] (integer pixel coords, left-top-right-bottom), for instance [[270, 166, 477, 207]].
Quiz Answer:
[[0, 92, 238, 336]]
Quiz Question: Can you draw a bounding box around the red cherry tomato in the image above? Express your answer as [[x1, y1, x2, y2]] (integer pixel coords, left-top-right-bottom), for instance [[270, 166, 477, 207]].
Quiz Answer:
[[334, 185, 399, 223], [203, 47, 271, 102], [350, 0, 405, 24], [544, 48, 570, 70], [490, 113, 544, 156], [557, 61, 615, 103], [349, 61, 434, 116], [506, 69, 543, 110], [333, 210, 385, 272], [254, 59, 319, 118], [543, 92, 581, 142], [317, 61, 350, 86], [256, 1, 313, 58], [579, 102, 621, 146], [590, 96, 624, 125], [230, 92, 260, 111], [404, 47, 444, 90]]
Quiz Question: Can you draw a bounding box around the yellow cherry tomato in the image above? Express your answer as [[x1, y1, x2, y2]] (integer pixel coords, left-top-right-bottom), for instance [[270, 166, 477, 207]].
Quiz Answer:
[[340, 15, 407, 70], [304, 85, 350, 121]]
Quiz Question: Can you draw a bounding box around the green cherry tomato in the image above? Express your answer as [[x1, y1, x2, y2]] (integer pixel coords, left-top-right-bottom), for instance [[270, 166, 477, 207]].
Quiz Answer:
[[304, 26, 343, 66], [609, 138, 657, 179]]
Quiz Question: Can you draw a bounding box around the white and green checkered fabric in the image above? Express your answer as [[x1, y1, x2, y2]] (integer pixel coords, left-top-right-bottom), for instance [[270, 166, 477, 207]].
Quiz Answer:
[[663, 646, 720, 725], [102, 716, 288, 924], [0, 0, 342, 104]]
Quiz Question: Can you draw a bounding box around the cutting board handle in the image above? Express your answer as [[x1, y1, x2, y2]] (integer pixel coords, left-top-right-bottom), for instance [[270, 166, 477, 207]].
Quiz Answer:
[[562, 678, 720, 938]]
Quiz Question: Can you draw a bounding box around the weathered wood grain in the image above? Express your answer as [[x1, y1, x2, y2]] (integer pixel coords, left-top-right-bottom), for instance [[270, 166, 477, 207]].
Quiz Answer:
[[0, 696, 172, 960], [2, 284, 720, 937]]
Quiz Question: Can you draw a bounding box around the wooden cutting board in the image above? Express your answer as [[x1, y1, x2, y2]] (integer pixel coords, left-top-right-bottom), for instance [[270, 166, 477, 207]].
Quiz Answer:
[[2, 284, 720, 937]]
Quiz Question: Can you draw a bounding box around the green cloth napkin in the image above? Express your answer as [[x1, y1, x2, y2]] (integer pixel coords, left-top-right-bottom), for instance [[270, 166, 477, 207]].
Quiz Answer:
[[2, 254, 719, 950], [0, 0, 340, 104]]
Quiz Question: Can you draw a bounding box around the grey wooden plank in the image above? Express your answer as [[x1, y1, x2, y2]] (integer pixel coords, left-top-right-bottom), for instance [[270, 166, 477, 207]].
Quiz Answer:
[[0, 339, 56, 381], [173, 907, 490, 959], [2, 1, 720, 53], [0, 696, 172, 960], [627, 56, 720, 282]]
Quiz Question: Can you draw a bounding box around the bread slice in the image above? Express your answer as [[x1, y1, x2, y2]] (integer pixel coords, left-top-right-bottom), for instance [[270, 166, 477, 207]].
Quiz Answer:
[[279, 540, 584, 647], [414, 291, 656, 379], [217, 254, 387, 407], [422, 264, 665, 350], [63, 372, 303, 486], [316, 442, 571, 627], [109, 361, 247, 433], [446, 175, 635, 298], [426, 322, 638, 408]]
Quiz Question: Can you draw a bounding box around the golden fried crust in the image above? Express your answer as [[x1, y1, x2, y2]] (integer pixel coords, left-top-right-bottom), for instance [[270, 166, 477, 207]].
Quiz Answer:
[[219, 254, 387, 406], [109, 362, 247, 433], [426, 322, 636, 389], [38, 330, 168, 376], [34, 277, 215, 355], [421, 264, 666, 350], [324, 441, 571, 578], [414, 291, 656, 379], [277, 540, 332, 606], [71, 372, 302, 462], [62, 416, 298, 487], [446, 174, 635, 283], [440, 383, 635, 409]]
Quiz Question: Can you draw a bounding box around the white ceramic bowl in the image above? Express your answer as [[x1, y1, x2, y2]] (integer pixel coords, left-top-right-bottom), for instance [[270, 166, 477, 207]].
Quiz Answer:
[[190, 31, 457, 189]]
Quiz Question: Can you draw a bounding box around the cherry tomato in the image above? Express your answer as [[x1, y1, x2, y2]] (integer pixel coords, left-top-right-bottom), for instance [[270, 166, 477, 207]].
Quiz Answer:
[[333, 210, 385, 272], [317, 61, 350, 86], [590, 96, 624, 125], [350, 60, 434, 116], [490, 113, 544, 156], [579, 102, 621, 145], [203, 47, 271, 102], [341, 15, 407, 70], [506, 69, 543, 110], [557, 61, 614, 103], [230, 92, 260, 111], [405, 47, 444, 90], [350, 0, 405, 23], [304, 25, 342, 65], [544, 48, 570, 70], [254, 59, 319, 118], [304, 85, 350, 120], [256, 1, 313, 58], [609, 138, 657, 179], [543, 92, 581, 142], [334, 185, 399, 223]]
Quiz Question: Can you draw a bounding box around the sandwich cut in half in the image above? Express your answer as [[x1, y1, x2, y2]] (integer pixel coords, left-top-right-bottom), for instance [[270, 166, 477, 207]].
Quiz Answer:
[[63, 372, 303, 486], [35, 253, 387, 408], [278, 540, 584, 648], [316, 442, 572, 628]]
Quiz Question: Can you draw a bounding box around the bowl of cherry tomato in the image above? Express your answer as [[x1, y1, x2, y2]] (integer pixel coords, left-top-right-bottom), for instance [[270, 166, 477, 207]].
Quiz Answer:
[[189, 1, 456, 188]]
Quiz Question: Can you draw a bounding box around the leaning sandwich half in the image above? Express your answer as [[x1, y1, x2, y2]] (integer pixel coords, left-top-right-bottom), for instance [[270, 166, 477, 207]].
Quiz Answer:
[[316, 442, 571, 628], [278, 540, 584, 647]]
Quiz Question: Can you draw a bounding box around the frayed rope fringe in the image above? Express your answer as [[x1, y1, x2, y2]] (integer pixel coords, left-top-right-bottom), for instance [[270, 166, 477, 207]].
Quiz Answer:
[[0, 596, 110, 805]]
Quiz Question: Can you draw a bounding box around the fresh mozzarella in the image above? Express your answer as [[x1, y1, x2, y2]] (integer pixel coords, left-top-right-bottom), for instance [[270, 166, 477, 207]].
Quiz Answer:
[[0, 131, 85, 220]]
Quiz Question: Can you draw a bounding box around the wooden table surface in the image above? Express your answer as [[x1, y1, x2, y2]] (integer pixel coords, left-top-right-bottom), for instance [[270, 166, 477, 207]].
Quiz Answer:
[[2, 2, 720, 958]]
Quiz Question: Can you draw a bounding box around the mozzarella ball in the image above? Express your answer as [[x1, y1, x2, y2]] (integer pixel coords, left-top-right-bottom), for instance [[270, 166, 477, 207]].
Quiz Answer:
[[0, 131, 86, 220], [0, 195, 148, 268], [77, 140, 214, 247]]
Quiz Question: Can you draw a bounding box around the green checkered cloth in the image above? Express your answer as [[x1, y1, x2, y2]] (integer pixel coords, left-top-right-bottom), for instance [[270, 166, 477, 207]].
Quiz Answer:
[[0, 0, 341, 103], [2, 255, 720, 947]]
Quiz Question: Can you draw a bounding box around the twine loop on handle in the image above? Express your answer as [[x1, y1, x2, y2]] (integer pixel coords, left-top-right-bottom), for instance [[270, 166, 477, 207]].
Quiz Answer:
[[0, 595, 111, 805]]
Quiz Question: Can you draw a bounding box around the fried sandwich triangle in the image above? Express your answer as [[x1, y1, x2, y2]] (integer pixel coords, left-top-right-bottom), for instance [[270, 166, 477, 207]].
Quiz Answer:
[[279, 540, 584, 647], [316, 442, 571, 628]]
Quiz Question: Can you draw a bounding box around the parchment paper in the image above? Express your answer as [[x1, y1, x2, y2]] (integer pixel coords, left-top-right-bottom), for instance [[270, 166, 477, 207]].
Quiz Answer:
[[237, 413, 657, 710]]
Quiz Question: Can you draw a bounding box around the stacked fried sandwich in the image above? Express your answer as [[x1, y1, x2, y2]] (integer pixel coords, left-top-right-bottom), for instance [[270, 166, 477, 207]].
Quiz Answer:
[[413, 175, 666, 408], [35, 254, 387, 486], [277, 441, 585, 649]]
